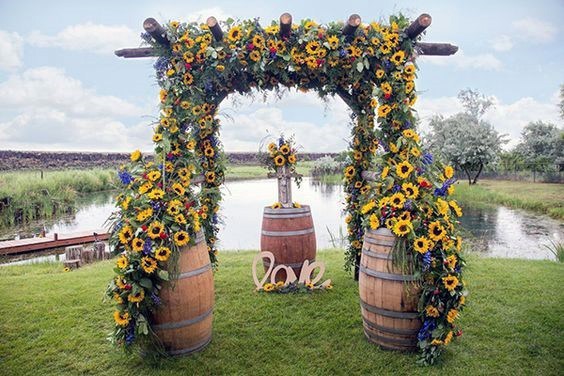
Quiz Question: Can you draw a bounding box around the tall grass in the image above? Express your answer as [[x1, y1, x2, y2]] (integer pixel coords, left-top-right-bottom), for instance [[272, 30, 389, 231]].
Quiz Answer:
[[0, 169, 117, 227]]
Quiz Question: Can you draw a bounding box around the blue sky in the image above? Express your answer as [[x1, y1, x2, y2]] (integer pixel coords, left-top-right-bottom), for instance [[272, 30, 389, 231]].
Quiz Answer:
[[0, 0, 562, 152]]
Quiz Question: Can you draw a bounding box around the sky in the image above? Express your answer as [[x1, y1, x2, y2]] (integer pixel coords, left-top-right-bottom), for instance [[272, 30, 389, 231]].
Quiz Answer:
[[0, 0, 562, 152]]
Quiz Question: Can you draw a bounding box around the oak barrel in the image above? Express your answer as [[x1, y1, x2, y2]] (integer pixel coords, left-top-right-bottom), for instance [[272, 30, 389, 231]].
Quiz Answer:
[[153, 231, 214, 356], [260, 205, 316, 281], [359, 227, 421, 351]]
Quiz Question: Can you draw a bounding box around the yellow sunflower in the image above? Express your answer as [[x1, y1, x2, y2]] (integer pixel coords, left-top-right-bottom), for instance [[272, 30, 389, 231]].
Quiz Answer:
[[288, 154, 297, 164], [147, 189, 165, 200], [173, 231, 190, 247], [413, 236, 431, 254], [205, 171, 216, 183], [249, 50, 261, 62], [305, 41, 321, 55], [361, 201, 376, 214], [375, 69, 385, 79], [377, 104, 392, 118], [444, 331, 454, 345], [279, 144, 290, 155], [344, 165, 355, 179], [141, 256, 158, 274], [271, 202, 282, 209], [273, 155, 286, 167], [436, 198, 450, 216], [390, 50, 405, 65], [155, 246, 171, 261], [369, 213, 379, 229], [174, 214, 187, 224], [425, 305, 439, 318], [389, 192, 406, 209], [445, 254, 457, 269], [147, 221, 164, 239], [116, 255, 128, 269], [381, 166, 389, 178], [113, 311, 130, 327], [152, 133, 163, 142], [443, 275, 459, 292], [381, 82, 392, 95], [130, 150, 141, 162], [449, 200, 463, 217], [227, 26, 242, 42], [393, 219, 412, 237], [428, 221, 446, 242], [172, 183, 185, 196], [396, 161, 414, 179], [128, 289, 145, 303], [131, 237, 144, 252], [406, 81, 415, 93], [327, 35, 339, 49], [444, 165, 454, 179], [402, 182, 419, 199], [183, 73, 194, 86], [118, 226, 133, 244]]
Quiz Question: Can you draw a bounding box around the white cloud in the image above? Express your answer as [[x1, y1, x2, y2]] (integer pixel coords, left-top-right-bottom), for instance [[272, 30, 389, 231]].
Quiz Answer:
[[0, 31, 24, 71], [490, 35, 514, 52], [184, 6, 233, 23], [27, 22, 139, 54], [512, 17, 557, 44], [419, 49, 503, 71], [0, 67, 151, 152]]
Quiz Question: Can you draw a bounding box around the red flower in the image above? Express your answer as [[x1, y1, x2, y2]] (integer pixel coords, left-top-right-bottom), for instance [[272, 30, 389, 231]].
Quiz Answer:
[[159, 232, 168, 239], [269, 47, 277, 53], [456, 330, 463, 337], [246, 43, 254, 51], [125, 284, 132, 290], [185, 201, 194, 209], [384, 93, 391, 100], [141, 225, 148, 231], [184, 63, 192, 70], [433, 289, 440, 295]]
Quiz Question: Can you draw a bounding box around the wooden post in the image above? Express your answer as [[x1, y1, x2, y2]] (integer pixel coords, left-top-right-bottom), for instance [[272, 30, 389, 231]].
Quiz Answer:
[[143, 18, 169, 46], [279, 12, 292, 38], [267, 166, 302, 208], [342, 14, 361, 36], [207, 16, 224, 41], [405, 13, 432, 39], [415, 42, 458, 56]]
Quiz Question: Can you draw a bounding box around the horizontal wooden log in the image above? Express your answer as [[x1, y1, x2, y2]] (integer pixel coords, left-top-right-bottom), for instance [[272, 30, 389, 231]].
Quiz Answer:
[[280, 12, 292, 38], [415, 42, 458, 56], [207, 16, 223, 41], [361, 170, 377, 181], [115, 47, 158, 58], [405, 13, 432, 39], [342, 14, 361, 36], [143, 17, 169, 46]]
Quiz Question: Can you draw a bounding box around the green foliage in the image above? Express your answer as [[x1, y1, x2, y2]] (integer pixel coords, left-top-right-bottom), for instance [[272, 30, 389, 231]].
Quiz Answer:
[[514, 121, 564, 172], [0, 252, 562, 375]]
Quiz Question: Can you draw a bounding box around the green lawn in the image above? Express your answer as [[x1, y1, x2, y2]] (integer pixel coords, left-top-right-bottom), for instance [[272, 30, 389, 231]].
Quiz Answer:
[[453, 179, 564, 220], [0, 250, 562, 375]]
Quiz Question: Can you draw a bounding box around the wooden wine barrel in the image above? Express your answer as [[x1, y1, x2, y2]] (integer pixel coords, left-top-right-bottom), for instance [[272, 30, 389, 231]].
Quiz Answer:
[[260, 205, 316, 281], [359, 227, 421, 351], [153, 231, 214, 356]]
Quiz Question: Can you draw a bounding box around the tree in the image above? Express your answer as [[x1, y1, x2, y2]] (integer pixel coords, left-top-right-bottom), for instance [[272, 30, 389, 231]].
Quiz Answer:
[[514, 121, 564, 173], [427, 89, 506, 185], [560, 84, 564, 120]]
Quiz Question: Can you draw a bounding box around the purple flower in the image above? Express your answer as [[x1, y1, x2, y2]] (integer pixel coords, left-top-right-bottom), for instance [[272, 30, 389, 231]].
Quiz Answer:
[[422, 152, 433, 165], [140, 32, 152, 43], [418, 319, 436, 341], [143, 239, 153, 255], [422, 251, 431, 270], [125, 321, 136, 345], [118, 170, 133, 185], [404, 200, 413, 210], [392, 184, 401, 193], [150, 292, 161, 305], [339, 49, 347, 58]]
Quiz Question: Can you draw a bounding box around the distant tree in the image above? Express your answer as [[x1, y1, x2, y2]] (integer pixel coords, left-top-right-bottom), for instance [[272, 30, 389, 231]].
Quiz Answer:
[[560, 84, 564, 120], [497, 149, 525, 173], [515, 121, 564, 172], [427, 89, 506, 185]]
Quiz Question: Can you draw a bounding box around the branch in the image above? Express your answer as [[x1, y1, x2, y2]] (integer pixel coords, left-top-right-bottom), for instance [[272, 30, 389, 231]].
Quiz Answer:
[[342, 14, 361, 36], [143, 18, 169, 46], [405, 13, 432, 39], [207, 16, 223, 41], [279, 13, 292, 38], [115, 47, 157, 58], [415, 42, 458, 56]]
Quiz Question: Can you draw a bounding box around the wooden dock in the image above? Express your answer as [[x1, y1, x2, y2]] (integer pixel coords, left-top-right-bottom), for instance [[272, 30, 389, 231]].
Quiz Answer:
[[0, 230, 109, 255]]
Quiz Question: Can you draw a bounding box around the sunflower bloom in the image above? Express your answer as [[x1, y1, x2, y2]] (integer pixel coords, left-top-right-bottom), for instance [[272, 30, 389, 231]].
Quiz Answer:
[[174, 231, 190, 247], [446, 309, 459, 323], [118, 226, 133, 244], [128, 289, 145, 303], [155, 246, 172, 261], [442, 275, 459, 292], [428, 221, 446, 242], [425, 305, 439, 318], [147, 221, 164, 239], [396, 161, 414, 179], [413, 236, 431, 254], [116, 255, 128, 269], [113, 311, 130, 327], [393, 219, 412, 237]]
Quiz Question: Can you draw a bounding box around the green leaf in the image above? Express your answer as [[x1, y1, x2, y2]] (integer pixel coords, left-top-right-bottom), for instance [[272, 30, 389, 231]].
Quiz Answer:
[[356, 61, 364, 73], [139, 278, 153, 289], [158, 270, 170, 281]]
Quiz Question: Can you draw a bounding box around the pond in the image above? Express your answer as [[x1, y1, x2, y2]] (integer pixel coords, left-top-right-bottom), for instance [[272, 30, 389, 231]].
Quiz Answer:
[[1, 178, 562, 264]]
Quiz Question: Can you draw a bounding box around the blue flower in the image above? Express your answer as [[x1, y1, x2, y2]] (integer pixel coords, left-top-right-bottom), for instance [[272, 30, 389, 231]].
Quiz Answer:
[[418, 319, 436, 342], [118, 170, 133, 185], [143, 239, 153, 255], [422, 251, 431, 271], [392, 184, 401, 193], [150, 292, 161, 305], [125, 322, 136, 345], [422, 152, 433, 165]]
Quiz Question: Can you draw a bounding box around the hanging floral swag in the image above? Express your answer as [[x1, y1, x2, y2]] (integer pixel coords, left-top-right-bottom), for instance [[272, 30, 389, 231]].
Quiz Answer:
[[105, 13, 466, 365]]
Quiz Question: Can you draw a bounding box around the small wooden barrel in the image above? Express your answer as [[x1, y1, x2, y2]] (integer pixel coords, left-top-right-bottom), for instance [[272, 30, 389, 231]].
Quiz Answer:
[[153, 231, 214, 356], [260, 205, 316, 281], [359, 227, 421, 351]]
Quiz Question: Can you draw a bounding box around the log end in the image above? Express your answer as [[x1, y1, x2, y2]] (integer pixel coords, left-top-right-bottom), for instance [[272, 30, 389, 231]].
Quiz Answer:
[[348, 14, 361, 27], [418, 13, 432, 28], [207, 16, 218, 28], [143, 17, 159, 33], [280, 12, 292, 25]]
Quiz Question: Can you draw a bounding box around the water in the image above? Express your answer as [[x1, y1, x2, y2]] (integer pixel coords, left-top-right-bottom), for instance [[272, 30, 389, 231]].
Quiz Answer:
[[1, 178, 562, 264]]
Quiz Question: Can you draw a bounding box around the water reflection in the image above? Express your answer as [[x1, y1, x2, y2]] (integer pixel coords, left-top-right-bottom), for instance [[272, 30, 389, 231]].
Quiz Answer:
[[1, 178, 562, 264]]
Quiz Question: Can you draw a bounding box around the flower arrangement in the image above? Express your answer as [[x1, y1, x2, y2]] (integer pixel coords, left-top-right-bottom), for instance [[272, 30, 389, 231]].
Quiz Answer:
[[271, 201, 301, 209], [260, 135, 302, 186], [260, 280, 333, 293]]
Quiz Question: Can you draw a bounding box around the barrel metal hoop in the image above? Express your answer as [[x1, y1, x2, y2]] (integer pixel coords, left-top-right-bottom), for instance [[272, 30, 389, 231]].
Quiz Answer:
[[178, 263, 211, 280], [154, 307, 213, 331], [263, 213, 312, 219], [261, 228, 315, 237], [263, 206, 310, 215], [167, 333, 213, 356], [362, 317, 420, 335], [361, 248, 391, 260], [359, 265, 417, 282], [364, 236, 396, 247], [364, 330, 418, 347], [263, 259, 315, 268], [359, 299, 419, 319]]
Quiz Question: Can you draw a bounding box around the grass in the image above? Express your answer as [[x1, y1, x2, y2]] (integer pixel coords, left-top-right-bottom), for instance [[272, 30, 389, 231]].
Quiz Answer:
[[225, 161, 313, 181], [453, 179, 564, 220], [0, 250, 562, 375]]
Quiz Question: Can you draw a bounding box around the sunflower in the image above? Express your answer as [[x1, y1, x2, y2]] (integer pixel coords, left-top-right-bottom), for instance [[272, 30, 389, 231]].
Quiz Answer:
[[279, 144, 290, 155], [130, 150, 141, 162], [131, 237, 144, 252], [139, 182, 152, 195], [413, 236, 431, 254], [444, 165, 454, 179], [171, 183, 185, 196], [377, 104, 392, 118], [445, 254, 457, 269], [113, 293, 123, 303], [152, 133, 163, 142], [456, 236, 463, 252], [379, 43, 391, 55], [287, 154, 297, 164], [116, 255, 129, 269], [174, 214, 187, 225], [227, 26, 242, 42], [375, 69, 385, 79], [381, 166, 389, 178], [141, 257, 158, 274], [271, 202, 282, 209], [405, 81, 415, 94], [327, 35, 339, 49], [428, 221, 446, 241], [344, 165, 355, 178], [267, 143, 277, 152], [273, 155, 286, 167], [205, 171, 216, 183], [449, 200, 463, 217], [293, 202, 301, 208], [136, 208, 153, 222], [396, 161, 414, 179], [155, 246, 171, 261], [389, 192, 406, 209], [305, 40, 321, 55], [436, 198, 450, 216], [128, 289, 145, 303], [381, 82, 392, 95], [390, 50, 405, 65], [183, 73, 194, 86], [252, 34, 265, 47], [113, 311, 130, 327], [361, 201, 376, 214], [263, 283, 274, 292], [174, 231, 190, 247], [120, 196, 131, 210], [369, 213, 379, 229], [393, 219, 412, 237], [249, 50, 261, 62], [147, 189, 165, 200], [442, 275, 459, 292], [147, 221, 164, 239], [370, 98, 378, 108], [425, 305, 439, 318], [118, 226, 133, 244], [402, 182, 419, 199], [204, 147, 215, 157]]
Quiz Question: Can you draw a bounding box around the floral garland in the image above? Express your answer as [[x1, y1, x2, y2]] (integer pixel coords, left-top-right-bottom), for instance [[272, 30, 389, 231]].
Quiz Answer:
[[260, 280, 333, 293], [104, 14, 466, 363], [260, 135, 301, 185]]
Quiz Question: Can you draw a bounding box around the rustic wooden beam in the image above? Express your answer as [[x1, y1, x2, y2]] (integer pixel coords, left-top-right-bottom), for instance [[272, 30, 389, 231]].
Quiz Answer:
[[207, 16, 224, 41], [279, 12, 292, 38], [342, 14, 361, 36], [416, 42, 458, 56], [115, 47, 158, 58], [143, 17, 169, 46], [405, 13, 432, 39]]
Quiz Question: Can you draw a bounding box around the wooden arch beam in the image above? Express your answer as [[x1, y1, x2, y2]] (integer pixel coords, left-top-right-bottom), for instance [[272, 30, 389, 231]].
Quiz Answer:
[[207, 16, 224, 41], [279, 12, 292, 38], [342, 14, 361, 36], [143, 18, 169, 46], [405, 13, 432, 39]]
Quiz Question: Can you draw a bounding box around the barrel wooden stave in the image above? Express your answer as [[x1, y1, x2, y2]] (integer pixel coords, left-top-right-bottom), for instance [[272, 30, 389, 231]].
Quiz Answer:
[[153, 232, 214, 356], [359, 227, 421, 352], [260, 205, 316, 280]]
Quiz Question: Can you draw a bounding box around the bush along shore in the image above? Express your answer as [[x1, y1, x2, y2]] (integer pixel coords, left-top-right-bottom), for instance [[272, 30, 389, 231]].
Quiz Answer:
[[0, 250, 562, 375]]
